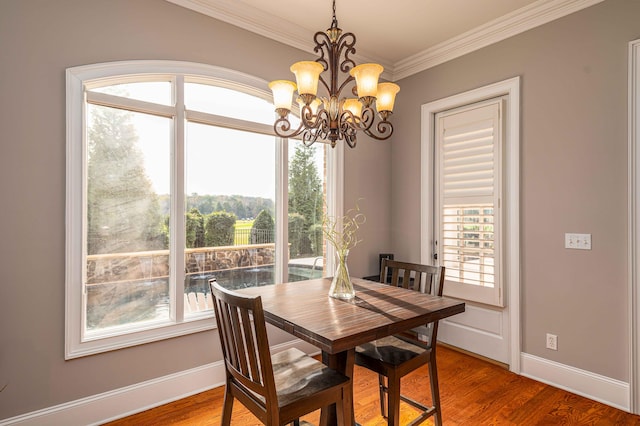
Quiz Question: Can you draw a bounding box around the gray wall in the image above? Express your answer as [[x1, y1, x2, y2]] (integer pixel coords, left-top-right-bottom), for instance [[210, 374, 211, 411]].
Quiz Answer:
[[0, 0, 391, 419], [391, 0, 639, 381]]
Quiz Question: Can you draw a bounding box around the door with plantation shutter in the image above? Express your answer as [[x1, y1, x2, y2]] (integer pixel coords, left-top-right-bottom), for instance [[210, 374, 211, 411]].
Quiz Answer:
[[435, 99, 503, 307], [433, 98, 509, 364]]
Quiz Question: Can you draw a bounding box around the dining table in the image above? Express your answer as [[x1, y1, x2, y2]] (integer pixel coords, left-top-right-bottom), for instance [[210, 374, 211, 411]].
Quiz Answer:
[[237, 276, 465, 426]]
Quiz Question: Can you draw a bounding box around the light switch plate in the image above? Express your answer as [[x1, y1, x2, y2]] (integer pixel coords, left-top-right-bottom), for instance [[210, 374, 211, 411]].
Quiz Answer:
[[565, 233, 592, 250]]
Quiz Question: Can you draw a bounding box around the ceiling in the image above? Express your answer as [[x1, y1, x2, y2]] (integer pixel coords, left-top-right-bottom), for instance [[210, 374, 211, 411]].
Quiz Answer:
[[166, 0, 604, 80]]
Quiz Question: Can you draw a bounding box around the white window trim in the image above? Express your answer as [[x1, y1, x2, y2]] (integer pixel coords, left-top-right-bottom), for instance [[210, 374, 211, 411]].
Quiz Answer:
[[629, 38, 640, 414], [420, 76, 520, 371], [65, 60, 341, 359]]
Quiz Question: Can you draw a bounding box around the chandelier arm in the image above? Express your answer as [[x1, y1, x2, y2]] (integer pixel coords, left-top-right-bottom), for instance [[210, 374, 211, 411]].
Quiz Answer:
[[338, 117, 358, 148], [302, 118, 334, 147], [301, 109, 331, 142], [313, 31, 335, 97], [363, 120, 394, 141], [356, 107, 377, 131], [318, 112, 340, 147], [334, 32, 356, 98], [302, 129, 318, 147], [315, 109, 331, 130], [314, 33, 330, 57], [340, 107, 394, 142], [336, 32, 357, 74], [300, 105, 318, 128], [313, 33, 331, 68], [274, 116, 306, 139]]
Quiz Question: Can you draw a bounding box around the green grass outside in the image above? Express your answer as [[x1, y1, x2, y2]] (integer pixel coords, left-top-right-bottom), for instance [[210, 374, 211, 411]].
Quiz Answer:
[[234, 219, 254, 245], [235, 220, 253, 230]]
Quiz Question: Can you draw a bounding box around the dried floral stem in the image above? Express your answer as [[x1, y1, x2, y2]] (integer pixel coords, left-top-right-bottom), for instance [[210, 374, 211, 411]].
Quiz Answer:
[[322, 200, 366, 259]]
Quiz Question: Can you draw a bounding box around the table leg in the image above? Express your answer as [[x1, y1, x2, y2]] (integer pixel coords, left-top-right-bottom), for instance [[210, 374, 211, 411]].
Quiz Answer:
[[320, 349, 355, 426]]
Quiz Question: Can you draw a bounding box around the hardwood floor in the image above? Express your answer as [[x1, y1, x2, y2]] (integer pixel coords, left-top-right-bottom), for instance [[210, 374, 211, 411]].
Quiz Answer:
[[104, 345, 640, 425]]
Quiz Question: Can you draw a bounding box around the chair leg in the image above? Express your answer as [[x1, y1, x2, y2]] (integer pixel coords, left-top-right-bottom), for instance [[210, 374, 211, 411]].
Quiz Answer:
[[221, 387, 234, 425], [378, 374, 387, 418], [428, 356, 442, 426], [343, 382, 354, 425], [335, 390, 346, 426], [386, 372, 402, 426]]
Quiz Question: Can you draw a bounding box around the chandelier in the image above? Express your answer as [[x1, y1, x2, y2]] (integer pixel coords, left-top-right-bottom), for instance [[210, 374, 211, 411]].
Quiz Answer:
[[268, 0, 400, 148]]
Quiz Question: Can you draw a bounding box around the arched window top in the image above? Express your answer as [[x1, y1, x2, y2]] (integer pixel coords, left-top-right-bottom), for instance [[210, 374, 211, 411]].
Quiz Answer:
[[70, 59, 273, 111], [185, 81, 274, 125], [90, 81, 173, 106], [72, 60, 277, 135]]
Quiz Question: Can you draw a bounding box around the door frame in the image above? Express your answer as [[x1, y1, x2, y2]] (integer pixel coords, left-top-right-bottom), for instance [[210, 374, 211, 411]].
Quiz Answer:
[[421, 76, 521, 372], [629, 38, 640, 414]]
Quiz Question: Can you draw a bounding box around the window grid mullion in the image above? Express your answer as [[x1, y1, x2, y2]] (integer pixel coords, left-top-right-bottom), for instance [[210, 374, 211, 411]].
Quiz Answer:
[[173, 75, 186, 323]]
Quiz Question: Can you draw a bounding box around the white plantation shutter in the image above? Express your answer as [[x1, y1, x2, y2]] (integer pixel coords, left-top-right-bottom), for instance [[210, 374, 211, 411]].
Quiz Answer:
[[435, 99, 503, 306]]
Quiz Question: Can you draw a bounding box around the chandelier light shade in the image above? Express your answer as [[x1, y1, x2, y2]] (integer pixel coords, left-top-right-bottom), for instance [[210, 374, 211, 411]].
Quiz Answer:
[[290, 61, 324, 96], [349, 63, 384, 99], [342, 98, 362, 120], [376, 82, 401, 115], [268, 80, 297, 111], [269, 0, 400, 148]]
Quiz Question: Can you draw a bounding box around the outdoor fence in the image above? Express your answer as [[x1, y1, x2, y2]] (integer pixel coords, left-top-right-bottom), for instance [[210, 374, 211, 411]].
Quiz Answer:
[[233, 228, 274, 245]]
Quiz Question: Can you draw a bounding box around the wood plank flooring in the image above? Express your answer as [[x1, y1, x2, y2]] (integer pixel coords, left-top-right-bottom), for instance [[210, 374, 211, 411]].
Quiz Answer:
[[103, 345, 640, 425]]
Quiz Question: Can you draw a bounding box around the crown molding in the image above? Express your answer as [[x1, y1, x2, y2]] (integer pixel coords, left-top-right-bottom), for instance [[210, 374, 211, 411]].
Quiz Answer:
[[391, 0, 606, 80], [164, 0, 394, 74], [166, 0, 605, 81], [166, 0, 312, 52]]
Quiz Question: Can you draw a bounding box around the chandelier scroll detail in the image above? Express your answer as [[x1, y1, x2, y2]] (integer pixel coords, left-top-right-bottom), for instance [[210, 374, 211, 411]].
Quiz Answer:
[[268, 0, 400, 148]]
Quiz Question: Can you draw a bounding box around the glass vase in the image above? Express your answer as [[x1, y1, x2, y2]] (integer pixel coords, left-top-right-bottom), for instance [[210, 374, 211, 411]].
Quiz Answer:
[[329, 250, 355, 300]]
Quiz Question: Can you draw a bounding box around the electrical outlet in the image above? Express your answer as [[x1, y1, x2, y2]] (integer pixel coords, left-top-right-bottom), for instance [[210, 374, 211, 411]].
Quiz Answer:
[[546, 333, 558, 350]]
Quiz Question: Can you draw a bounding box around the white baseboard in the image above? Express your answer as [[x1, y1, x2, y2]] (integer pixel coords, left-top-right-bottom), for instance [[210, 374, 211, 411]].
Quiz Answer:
[[4, 345, 628, 425], [0, 339, 318, 426], [520, 352, 630, 411]]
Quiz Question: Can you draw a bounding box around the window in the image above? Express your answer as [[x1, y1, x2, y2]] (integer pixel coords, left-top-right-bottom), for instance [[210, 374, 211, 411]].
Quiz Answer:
[[66, 61, 338, 358]]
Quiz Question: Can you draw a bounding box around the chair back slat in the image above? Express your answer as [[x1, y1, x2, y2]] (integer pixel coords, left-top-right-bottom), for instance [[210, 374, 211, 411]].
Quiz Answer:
[[401, 268, 412, 289], [381, 259, 444, 296], [380, 259, 445, 346], [240, 308, 262, 381], [210, 282, 277, 402], [230, 305, 250, 375], [217, 300, 238, 369]]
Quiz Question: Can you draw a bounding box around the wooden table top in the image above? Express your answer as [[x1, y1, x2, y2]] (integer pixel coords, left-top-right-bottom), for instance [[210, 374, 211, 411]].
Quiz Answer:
[[237, 277, 465, 354]]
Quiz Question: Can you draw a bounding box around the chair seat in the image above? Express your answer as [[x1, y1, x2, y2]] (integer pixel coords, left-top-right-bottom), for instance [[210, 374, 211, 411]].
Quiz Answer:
[[356, 335, 429, 366], [272, 348, 350, 407]]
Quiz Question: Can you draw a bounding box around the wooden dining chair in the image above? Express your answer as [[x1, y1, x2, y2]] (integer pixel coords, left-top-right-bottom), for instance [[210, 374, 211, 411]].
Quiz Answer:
[[355, 259, 446, 426], [209, 280, 352, 426]]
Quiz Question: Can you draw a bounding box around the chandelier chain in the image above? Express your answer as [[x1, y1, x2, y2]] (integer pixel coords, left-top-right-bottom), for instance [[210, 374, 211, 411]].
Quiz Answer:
[[331, 0, 338, 29]]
